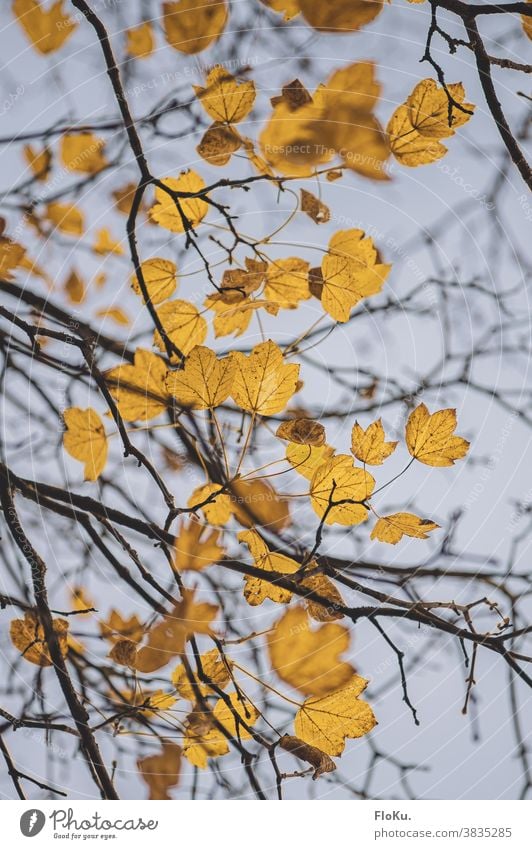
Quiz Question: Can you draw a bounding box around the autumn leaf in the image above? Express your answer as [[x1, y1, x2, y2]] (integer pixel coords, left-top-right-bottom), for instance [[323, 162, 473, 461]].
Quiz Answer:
[[286, 441, 334, 480], [112, 182, 139, 215], [60, 133, 107, 174], [231, 340, 300, 415], [108, 639, 138, 668], [204, 294, 254, 337], [131, 258, 177, 304], [238, 528, 299, 605], [188, 483, 233, 526], [279, 735, 336, 779], [310, 455, 375, 525], [165, 345, 235, 409], [93, 228, 123, 255], [405, 403, 470, 466], [230, 478, 291, 532], [197, 122, 241, 165], [71, 587, 94, 615], [371, 512, 440, 544], [294, 676, 377, 756], [172, 648, 232, 700], [106, 348, 169, 421], [299, 572, 345, 622], [13, 0, 77, 55], [10, 611, 69, 666], [276, 418, 325, 446], [135, 589, 218, 673], [0, 237, 26, 281], [95, 307, 130, 326], [259, 0, 300, 20], [138, 742, 181, 800], [183, 692, 259, 768], [163, 0, 228, 54], [321, 229, 390, 322], [387, 103, 447, 167], [99, 610, 144, 644], [264, 258, 310, 308], [153, 300, 208, 357], [297, 0, 383, 32], [125, 22, 154, 58], [408, 79, 474, 139], [23, 144, 51, 181], [150, 170, 208, 232], [300, 189, 330, 224], [174, 517, 224, 572], [63, 407, 108, 481], [351, 419, 397, 465], [194, 67, 256, 124], [64, 269, 85, 304], [45, 202, 84, 235]]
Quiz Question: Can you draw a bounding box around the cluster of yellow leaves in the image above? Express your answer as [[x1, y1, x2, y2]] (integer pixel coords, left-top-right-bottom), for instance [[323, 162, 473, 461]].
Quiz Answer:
[[10, 611, 69, 666], [195, 67, 255, 166], [388, 78, 475, 166], [260, 62, 389, 180], [188, 476, 290, 532], [13, 0, 77, 55]]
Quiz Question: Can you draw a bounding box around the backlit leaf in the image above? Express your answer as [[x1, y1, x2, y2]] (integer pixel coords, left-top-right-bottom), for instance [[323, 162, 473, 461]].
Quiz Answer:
[[194, 67, 256, 124], [351, 419, 397, 465], [294, 676, 377, 756], [231, 340, 300, 415], [310, 455, 374, 525], [149, 171, 208, 232], [106, 348, 169, 422], [371, 512, 440, 544], [165, 345, 235, 409], [163, 0, 228, 54], [63, 407, 108, 481], [238, 528, 299, 605], [405, 403, 470, 466]]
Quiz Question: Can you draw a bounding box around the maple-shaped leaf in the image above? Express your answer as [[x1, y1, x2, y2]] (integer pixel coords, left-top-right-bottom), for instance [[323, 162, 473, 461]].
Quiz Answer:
[[153, 300, 208, 357], [149, 171, 208, 232], [321, 230, 390, 322], [99, 610, 144, 644], [23, 144, 51, 181], [13, 0, 77, 55], [279, 735, 336, 780], [298, 0, 383, 32], [172, 648, 232, 700], [45, 202, 84, 235], [131, 258, 177, 305], [93, 228, 123, 256], [268, 607, 354, 697], [0, 237, 26, 280], [163, 0, 228, 55], [310, 455, 374, 525], [405, 403, 470, 466], [63, 407, 108, 481], [294, 676, 377, 756], [204, 294, 254, 338], [351, 419, 397, 465], [135, 589, 218, 673], [194, 67, 256, 124], [197, 122, 242, 165], [174, 517, 224, 572], [10, 611, 68, 666], [387, 104, 447, 167], [231, 340, 299, 415], [408, 79, 474, 139], [125, 21, 154, 58], [106, 348, 169, 422], [286, 441, 334, 480], [264, 258, 310, 308], [183, 692, 259, 768], [238, 528, 299, 605], [60, 133, 107, 174], [277, 418, 325, 446], [138, 742, 181, 800], [188, 483, 233, 526], [231, 478, 291, 532], [165, 345, 235, 409], [299, 572, 345, 622], [371, 512, 440, 545]]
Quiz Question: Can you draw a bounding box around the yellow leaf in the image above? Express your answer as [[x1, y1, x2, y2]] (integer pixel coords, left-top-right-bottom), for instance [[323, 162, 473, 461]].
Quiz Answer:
[[188, 483, 233, 526], [174, 517, 224, 572], [63, 407, 108, 481], [172, 648, 232, 700], [321, 229, 390, 322], [264, 258, 310, 308], [310, 455, 374, 525], [112, 182, 139, 215], [286, 441, 334, 480], [23, 144, 51, 181], [231, 340, 299, 415], [294, 676, 377, 756], [259, 99, 333, 177], [276, 418, 325, 446], [300, 189, 330, 224], [95, 306, 130, 326], [0, 237, 26, 281], [387, 103, 447, 167], [408, 79, 474, 139], [45, 202, 84, 235], [197, 122, 241, 165], [13, 0, 77, 55], [125, 21, 154, 58], [183, 692, 259, 768], [230, 478, 291, 532], [259, 0, 300, 20], [93, 228, 123, 255], [298, 0, 383, 32], [71, 587, 94, 615], [149, 171, 208, 232], [64, 269, 85, 304], [153, 300, 207, 357], [279, 734, 336, 779], [405, 403, 470, 466], [10, 611, 69, 666], [99, 610, 144, 644], [108, 639, 138, 668], [238, 529, 298, 605], [135, 589, 218, 673], [131, 258, 177, 305], [194, 67, 256, 124], [268, 607, 354, 697], [371, 512, 440, 544], [165, 345, 235, 409], [523, 1, 532, 39], [351, 419, 397, 465], [204, 294, 254, 338], [162, 0, 227, 54], [106, 348, 169, 422], [60, 133, 107, 174], [300, 573, 345, 622], [138, 742, 181, 800]]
